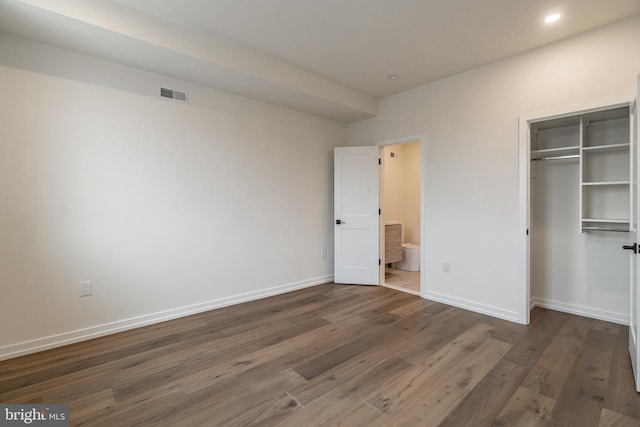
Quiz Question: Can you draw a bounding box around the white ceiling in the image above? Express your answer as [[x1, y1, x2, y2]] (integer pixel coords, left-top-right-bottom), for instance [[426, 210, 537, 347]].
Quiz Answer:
[[1, 0, 639, 122], [113, 0, 640, 98]]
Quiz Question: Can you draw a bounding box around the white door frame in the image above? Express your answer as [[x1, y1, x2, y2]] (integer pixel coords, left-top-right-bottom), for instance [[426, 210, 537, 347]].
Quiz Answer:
[[518, 97, 633, 325], [628, 82, 639, 391], [375, 134, 427, 297]]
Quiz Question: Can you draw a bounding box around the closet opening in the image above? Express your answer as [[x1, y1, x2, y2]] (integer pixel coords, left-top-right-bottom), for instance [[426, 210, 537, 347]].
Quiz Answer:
[[520, 100, 633, 325], [381, 140, 421, 295]]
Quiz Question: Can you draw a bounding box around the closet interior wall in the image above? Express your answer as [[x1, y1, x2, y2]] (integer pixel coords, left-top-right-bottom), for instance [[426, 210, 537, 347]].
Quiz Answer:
[[530, 106, 631, 321]]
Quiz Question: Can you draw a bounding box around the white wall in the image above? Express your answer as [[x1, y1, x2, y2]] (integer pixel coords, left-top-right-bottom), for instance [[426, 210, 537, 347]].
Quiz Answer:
[[531, 155, 629, 324], [348, 14, 640, 322], [382, 141, 420, 244], [0, 34, 345, 359], [403, 141, 421, 245]]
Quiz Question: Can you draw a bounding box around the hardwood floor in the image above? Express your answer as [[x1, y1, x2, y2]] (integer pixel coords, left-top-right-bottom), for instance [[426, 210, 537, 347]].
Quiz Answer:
[[2, 283, 640, 426]]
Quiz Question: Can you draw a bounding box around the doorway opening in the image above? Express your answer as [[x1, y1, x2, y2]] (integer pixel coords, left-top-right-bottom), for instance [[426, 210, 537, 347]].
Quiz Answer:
[[381, 140, 421, 295]]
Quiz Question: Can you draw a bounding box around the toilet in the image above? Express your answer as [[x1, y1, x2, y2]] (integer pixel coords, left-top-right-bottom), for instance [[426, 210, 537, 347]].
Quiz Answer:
[[394, 243, 420, 271]]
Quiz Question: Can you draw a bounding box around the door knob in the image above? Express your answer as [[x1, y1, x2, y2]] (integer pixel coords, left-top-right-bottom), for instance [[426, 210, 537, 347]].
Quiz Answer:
[[336, 219, 346, 225], [622, 243, 637, 254]]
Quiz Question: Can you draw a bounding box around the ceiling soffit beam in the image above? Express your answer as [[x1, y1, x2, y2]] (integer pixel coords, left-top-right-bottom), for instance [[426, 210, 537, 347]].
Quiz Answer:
[[1, 0, 377, 122]]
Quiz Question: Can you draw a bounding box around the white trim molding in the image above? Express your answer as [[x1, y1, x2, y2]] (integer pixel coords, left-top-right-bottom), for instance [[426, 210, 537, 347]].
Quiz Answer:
[[422, 289, 520, 323], [531, 297, 628, 326], [0, 275, 333, 361]]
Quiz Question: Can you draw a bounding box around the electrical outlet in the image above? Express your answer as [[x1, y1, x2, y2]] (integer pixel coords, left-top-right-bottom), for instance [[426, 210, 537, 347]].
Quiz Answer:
[[80, 281, 92, 297], [443, 262, 451, 273], [321, 248, 328, 258]]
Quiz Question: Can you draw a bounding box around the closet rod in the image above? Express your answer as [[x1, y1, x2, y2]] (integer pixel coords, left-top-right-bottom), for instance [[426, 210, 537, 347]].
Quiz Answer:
[[534, 123, 579, 133], [531, 154, 580, 161], [582, 226, 629, 232]]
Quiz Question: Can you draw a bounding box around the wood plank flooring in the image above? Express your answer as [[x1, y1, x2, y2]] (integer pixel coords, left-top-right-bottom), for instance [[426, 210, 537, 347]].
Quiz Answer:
[[1, 283, 640, 426]]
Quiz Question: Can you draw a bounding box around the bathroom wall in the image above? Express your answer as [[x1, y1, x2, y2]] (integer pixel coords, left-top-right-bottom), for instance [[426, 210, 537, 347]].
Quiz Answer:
[[383, 141, 421, 244], [403, 141, 421, 245]]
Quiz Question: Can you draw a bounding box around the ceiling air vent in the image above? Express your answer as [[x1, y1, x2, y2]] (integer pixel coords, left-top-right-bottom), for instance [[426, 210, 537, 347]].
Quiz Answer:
[[159, 87, 188, 103]]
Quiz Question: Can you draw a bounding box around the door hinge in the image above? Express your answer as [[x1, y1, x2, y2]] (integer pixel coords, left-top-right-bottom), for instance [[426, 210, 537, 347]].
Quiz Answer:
[[378, 208, 381, 215], [379, 259, 382, 266], [526, 229, 529, 235], [378, 158, 381, 165]]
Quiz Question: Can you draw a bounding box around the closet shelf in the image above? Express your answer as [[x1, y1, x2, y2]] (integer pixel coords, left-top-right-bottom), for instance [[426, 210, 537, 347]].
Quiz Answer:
[[531, 103, 632, 235], [587, 115, 629, 125]]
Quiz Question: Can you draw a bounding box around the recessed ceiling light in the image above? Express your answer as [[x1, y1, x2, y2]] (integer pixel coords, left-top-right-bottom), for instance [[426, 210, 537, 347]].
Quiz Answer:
[[544, 13, 561, 24], [387, 74, 399, 80]]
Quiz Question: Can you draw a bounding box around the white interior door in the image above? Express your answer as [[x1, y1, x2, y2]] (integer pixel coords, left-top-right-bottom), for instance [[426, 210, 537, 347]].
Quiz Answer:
[[334, 146, 380, 285], [629, 78, 640, 392]]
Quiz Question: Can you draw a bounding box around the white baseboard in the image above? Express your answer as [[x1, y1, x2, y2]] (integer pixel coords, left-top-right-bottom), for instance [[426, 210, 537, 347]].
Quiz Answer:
[[530, 297, 628, 325], [421, 289, 520, 323], [0, 275, 333, 361]]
